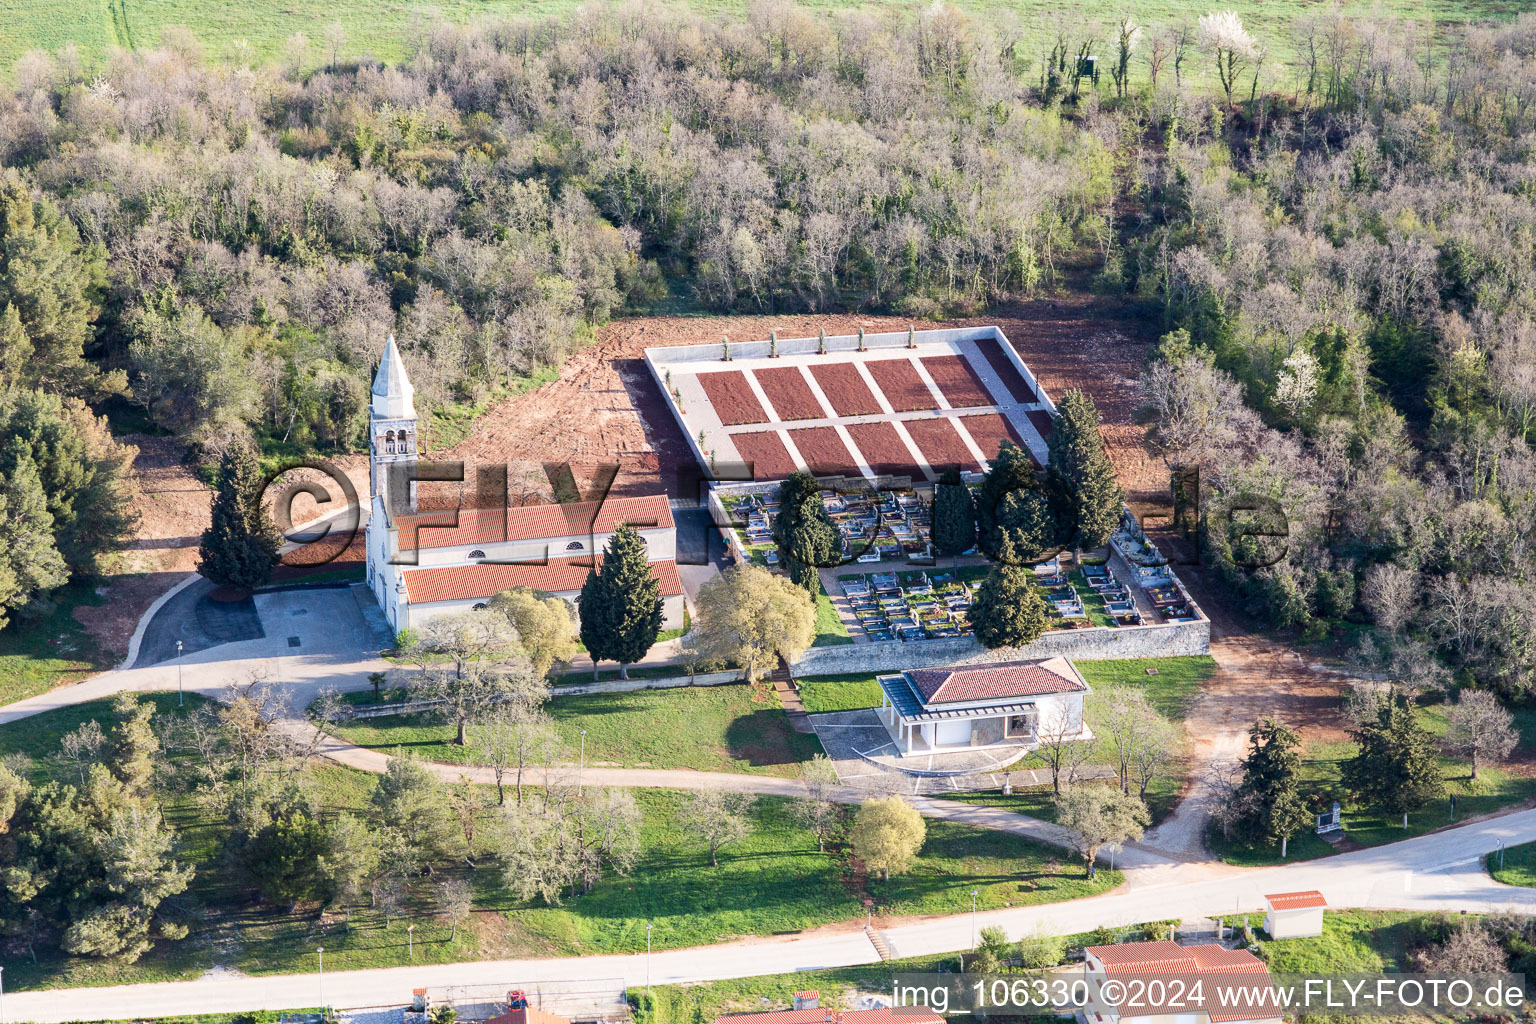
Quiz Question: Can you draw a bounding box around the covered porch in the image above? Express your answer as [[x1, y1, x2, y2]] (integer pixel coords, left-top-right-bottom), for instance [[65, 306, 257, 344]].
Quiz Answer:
[[876, 674, 1039, 755]]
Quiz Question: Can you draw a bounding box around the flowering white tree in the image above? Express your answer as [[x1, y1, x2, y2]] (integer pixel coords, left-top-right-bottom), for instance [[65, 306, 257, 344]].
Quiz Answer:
[[1198, 10, 1258, 105]]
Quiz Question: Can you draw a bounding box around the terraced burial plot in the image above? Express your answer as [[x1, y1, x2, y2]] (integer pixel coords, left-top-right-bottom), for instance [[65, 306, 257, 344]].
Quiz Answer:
[[974, 338, 1038, 402], [787, 427, 859, 476], [846, 421, 923, 478], [808, 362, 883, 416], [865, 357, 936, 412], [731, 430, 797, 479], [921, 355, 994, 408], [698, 371, 767, 425], [902, 417, 979, 471], [754, 366, 826, 420], [960, 413, 1036, 466], [1027, 409, 1056, 439]]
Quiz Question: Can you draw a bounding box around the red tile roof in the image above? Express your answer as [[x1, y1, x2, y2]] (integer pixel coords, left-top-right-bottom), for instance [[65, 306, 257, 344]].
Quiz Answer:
[[906, 656, 1085, 704], [485, 1008, 571, 1024], [1085, 942, 1278, 1023], [394, 494, 673, 551], [1265, 890, 1327, 910], [714, 1009, 943, 1024], [403, 556, 684, 604]]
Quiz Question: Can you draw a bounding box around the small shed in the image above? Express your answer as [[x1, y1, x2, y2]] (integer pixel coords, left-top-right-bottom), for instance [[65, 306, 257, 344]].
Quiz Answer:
[[1264, 890, 1326, 939]]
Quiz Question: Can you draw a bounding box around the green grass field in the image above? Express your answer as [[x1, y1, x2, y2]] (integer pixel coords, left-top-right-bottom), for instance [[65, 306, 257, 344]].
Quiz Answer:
[[0, 689, 1118, 991], [0, 580, 112, 706], [1488, 839, 1536, 887], [0, 0, 1520, 81], [1211, 698, 1536, 867], [329, 683, 825, 776]]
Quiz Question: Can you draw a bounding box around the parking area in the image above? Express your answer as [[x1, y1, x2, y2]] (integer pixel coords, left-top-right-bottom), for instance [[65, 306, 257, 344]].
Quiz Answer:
[[807, 708, 1032, 795]]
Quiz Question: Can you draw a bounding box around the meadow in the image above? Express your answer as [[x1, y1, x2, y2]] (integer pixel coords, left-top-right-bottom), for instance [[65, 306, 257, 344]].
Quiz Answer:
[[0, 0, 1521, 81]]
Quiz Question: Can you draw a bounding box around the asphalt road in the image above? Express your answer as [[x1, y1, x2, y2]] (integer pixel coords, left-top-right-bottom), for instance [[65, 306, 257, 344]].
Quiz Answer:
[[5, 806, 1535, 1023]]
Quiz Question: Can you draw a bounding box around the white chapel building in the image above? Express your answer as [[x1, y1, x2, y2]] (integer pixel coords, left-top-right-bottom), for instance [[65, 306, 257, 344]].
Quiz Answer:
[[364, 336, 685, 633]]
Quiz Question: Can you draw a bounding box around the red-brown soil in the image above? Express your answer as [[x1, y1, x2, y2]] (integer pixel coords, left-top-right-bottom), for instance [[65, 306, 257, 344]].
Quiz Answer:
[[730, 429, 797, 481], [846, 421, 923, 479], [809, 362, 882, 416], [973, 336, 1039, 402], [787, 427, 857, 476], [697, 370, 767, 426], [958, 413, 1027, 466], [921, 355, 993, 409], [902, 417, 978, 472], [864, 357, 935, 413], [754, 365, 826, 421]]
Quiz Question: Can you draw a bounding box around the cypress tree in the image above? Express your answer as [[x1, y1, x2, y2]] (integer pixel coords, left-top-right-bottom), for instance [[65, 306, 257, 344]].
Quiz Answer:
[[1047, 389, 1124, 549], [197, 445, 279, 591], [772, 471, 838, 596], [931, 466, 976, 568], [0, 438, 69, 628], [968, 543, 1050, 649], [975, 440, 1036, 560], [1235, 718, 1307, 849], [579, 522, 663, 680], [1342, 696, 1445, 829]]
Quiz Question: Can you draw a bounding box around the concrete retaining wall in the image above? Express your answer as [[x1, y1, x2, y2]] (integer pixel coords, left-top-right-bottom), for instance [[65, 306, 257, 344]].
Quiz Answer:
[[789, 617, 1210, 675]]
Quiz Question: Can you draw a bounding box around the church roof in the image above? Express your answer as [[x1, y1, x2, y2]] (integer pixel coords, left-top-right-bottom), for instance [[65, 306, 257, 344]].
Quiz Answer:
[[394, 494, 674, 551], [905, 656, 1086, 705], [372, 333, 413, 400], [403, 555, 684, 604]]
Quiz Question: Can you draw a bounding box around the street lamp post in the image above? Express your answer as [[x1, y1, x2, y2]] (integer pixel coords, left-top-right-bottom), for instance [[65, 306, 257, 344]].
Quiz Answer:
[[646, 923, 654, 999], [408, 924, 415, 959], [317, 947, 325, 1010], [970, 889, 979, 948], [176, 639, 184, 706], [579, 729, 587, 794], [2, 963, 6, 1024]]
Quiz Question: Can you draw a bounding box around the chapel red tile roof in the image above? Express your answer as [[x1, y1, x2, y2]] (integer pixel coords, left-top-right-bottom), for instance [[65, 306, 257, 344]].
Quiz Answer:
[[1085, 942, 1278, 1023], [394, 494, 673, 551], [1265, 890, 1327, 910], [402, 556, 684, 604], [713, 1009, 943, 1024], [905, 655, 1086, 704], [485, 1008, 571, 1024]]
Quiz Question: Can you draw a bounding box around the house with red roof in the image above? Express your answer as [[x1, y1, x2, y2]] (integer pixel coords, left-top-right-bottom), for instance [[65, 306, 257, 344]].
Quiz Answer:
[[1083, 940, 1282, 1024], [875, 656, 1089, 755], [363, 336, 684, 632]]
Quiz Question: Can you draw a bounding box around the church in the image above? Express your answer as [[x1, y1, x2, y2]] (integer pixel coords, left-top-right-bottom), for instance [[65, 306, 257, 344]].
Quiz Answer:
[[363, 336, 686, 634]]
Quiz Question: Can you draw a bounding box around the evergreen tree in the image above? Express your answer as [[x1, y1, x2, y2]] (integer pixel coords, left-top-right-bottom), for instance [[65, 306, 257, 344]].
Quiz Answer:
[[197, 445, 279, 591], [1047, 389, 1124, 549], [772, 471, 838, 596], [1234, 718, 1309, 850], [0, 438, 69, 629], [931, 466, 976, 567], [1342, 696, 1445, 829], [0, 170, 115, 397], [968, 549, 1050, 649], [579, 522, 663, 679], [975, 440, 1036, 559]]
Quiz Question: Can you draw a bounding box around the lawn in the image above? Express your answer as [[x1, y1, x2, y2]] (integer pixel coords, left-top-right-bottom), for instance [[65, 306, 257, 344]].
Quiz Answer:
[[1210, 699, 1536, 867], [1488, 838, 1536, 887], [0, 579, 112, 706], [1, 691, 1120, 991], [813, 580, 853, 647], [328, 683, 825, 776], [1073, 655, 1217, 720], [941, 771, 1184, 829], [1250, 910, 1423, 973], [796, 672, 882, 713]]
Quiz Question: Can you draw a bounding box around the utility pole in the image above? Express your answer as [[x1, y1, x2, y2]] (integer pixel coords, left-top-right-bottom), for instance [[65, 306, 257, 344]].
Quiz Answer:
[[177, 639, 185, 706], [970, 889, 979, 948], [408, 924, 415, 959], [317, 947, 325, 1009], [646, 923, 654, 1000], [579, 729, 587, 795]]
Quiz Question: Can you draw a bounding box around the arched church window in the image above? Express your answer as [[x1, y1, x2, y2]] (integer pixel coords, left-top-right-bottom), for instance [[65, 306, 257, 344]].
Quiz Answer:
[[473, 603, 487, 611], [468, 549, 487, 560], [565, 540, 585, 551]]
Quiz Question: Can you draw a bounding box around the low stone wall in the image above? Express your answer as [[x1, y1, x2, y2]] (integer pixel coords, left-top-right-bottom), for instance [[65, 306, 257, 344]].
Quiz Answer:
[[789, 617, 1210, 675]]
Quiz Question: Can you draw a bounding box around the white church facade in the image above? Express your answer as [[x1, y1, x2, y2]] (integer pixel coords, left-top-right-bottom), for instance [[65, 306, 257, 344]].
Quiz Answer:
[[364, 336, 686, 634]]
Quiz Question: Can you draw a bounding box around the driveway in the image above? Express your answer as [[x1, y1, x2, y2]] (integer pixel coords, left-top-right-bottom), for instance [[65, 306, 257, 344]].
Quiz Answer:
[[0, 584, 393, 727]]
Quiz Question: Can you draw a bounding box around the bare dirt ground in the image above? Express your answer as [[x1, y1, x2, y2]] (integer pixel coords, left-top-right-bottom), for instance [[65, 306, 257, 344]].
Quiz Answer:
[[1140, 557, 1353, 860], [436, 298, 1162, 501]]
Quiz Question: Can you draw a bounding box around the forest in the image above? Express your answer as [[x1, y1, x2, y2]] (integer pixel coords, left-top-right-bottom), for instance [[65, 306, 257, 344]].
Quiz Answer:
[[0, 0, 1532, 696]]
